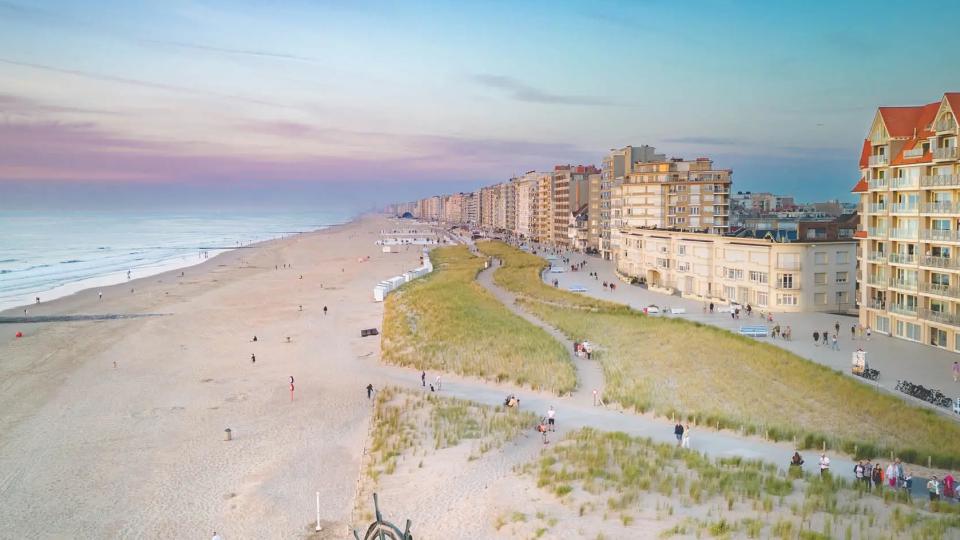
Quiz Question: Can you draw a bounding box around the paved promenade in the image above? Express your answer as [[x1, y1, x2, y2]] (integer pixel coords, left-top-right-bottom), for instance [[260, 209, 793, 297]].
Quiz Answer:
[[537, 247, 960, 419]]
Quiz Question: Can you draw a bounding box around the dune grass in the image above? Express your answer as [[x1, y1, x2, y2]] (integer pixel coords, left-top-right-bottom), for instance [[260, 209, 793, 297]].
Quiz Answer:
[[524, 429, 960, 540], [477, 241, 960, 469], [381, 244, 575, 394]]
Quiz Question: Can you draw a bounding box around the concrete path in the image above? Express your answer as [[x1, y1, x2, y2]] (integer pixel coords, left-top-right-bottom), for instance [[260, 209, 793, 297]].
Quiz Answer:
[[532, 244, 960, 419], [475, 262, 605, 407]]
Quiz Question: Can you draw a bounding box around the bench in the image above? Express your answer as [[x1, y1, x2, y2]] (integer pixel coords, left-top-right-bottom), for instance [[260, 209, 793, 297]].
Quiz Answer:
[[739, 325, 768, 338]]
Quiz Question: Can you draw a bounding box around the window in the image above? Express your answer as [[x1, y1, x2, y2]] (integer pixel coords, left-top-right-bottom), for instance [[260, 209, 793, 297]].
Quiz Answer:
[[836, 291, 849, 304], [814, 292, 826, 305], [895, 320, 921, 341], [836, 251, 849, 264], [777, 273, 795, 289], [777, 294, 798, 306], [724, 267, 743, 280], [724, 286, 736, 300], [814, 252, 827, 265], [756, 291, 768, 307], [749, 271, 768, 284], [678, 245, 686, 256], [777, 253, 800, 270], [836, 272, 848, 284], [931, 327, 948, 348], [815, 273, 827, 285], [875, 316, 889, 334], [690, 207, 700, 215], [931, 272, 950, 286]]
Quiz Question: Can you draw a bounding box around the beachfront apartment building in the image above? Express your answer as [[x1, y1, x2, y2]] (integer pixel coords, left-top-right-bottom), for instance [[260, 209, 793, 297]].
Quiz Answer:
[[501, 181, 516, 234], [464, 191, 479, 225], [533, 172, 554, 243], [479, 186, 496, 229], [417, 196, 442, 221], [442, 193, 464, 224], [616, 228, 857, 313], [552, 164, 598, 248], [854, 92, 960, 352], [587, 172, 601, 251], [600, 145, 665, 260], [513, 174, 536, 239]]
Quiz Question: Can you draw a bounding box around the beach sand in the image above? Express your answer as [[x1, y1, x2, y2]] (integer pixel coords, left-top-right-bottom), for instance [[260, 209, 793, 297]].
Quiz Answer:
[[0, 215, 424, 538]]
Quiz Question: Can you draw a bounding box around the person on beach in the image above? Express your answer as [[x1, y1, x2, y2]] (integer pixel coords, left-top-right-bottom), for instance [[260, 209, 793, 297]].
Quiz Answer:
[[819, 453, 830, 476], [421, 371, 426, 387], [252, 336, 258, 342], [681, 424, 691, 449], [674, 423, 684, 446], [366, 383, 374, 399], [251, 354, 256, 364], [547, 406, 556, 431], [299, 305, 303, 311], [212, 531, 222, 540], [98, 291, 103, 301], [323, 306, 328, 316], [35, 297, 39, 304]]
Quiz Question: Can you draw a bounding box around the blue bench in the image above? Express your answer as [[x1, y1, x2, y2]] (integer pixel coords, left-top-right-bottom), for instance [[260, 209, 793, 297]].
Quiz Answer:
[[739, 325, 768, 338]]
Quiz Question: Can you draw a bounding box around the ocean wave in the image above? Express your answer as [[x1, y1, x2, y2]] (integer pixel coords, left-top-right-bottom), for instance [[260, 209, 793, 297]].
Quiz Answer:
[[60, 259, 84, 264], [0, 270, 10, 274], [0, 258, 17, 263]]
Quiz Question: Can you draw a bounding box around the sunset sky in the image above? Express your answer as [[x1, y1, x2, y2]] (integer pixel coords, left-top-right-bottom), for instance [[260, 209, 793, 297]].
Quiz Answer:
[[1, 0, 958, 209]]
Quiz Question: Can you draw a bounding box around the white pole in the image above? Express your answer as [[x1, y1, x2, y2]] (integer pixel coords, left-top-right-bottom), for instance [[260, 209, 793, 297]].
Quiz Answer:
[[316, 491, 322, 531]]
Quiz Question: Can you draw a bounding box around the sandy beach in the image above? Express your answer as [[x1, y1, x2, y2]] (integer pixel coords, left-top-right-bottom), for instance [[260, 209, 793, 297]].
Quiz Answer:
[[0, 215, 423, 538]]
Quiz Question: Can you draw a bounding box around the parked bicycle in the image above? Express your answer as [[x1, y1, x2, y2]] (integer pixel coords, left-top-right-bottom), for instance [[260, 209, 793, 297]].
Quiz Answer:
[[895, 380, 955, 409]]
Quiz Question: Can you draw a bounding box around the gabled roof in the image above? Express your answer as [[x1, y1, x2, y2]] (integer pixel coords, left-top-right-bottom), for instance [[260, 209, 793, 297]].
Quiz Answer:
[[945, 93, 960, 118], [858, 139, 871, 169], [851, 178, 868, 193], [877, 104, 935, 138]]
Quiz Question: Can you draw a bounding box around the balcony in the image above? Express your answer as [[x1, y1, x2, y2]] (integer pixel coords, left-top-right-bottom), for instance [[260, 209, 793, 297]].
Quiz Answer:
[[775, 281, 798, 290], [869, 155, 888, 166], [889, 228, 918, 240], [888, 253, 917, 265], [921, 256, 960, 270], [936, 119, 958, 133], [922, 175, 960, 188], [890, 177, 919, 190], [921, 201, 960, 215], [867, 203, 888, 213], [866, 275, 888, 287], [867, 227, 888, 238], [920, 308, 960, 327], [903, 148, 925, 159], [868, 178, 889, 190], [776, 261, 801, 271], [889, 278, 918, 291], [922, 229, 960, 242], [921, 282, 960, 299], [866, 299, 887, 310], [890, 303, 918, 317], [934, 147, 959, 161], [890, 202, 918, 213], [867, 251, 887, 263]]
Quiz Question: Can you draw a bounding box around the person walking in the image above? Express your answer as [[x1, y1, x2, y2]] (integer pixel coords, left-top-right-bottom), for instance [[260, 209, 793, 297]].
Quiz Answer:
[[813, 331, 820, 346], [435, 375, 442, 391], [903, 471, 913, 499], [953, 361, 960, 383], [834, 321, 840, 336], [851, 324, 857, 340], [366, 383, 374, 399], [822, 330, 830, 345], [251, 353, 256, 364], [866, 326, 872, 340], [681, 424, 691, 449], [709, 302, 714, 313], [887, 462, 896, 489], [421, 371, 426, 387], [928, 475, 941, 501], [784, 326, 792, 340], [872, 464, 883, 491], [323, 306, 328, 316], [831, 334, 840, 351], [819, 453, 830, 477], [674, 423, 684, 447], [854, 461, 865, 485], [863, 459, 873, 491], [547, 406, 556, 431]]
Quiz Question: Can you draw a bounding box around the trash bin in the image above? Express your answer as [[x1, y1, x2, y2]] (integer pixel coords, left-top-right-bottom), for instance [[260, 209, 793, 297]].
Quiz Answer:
[[225, 428, 232, 441]]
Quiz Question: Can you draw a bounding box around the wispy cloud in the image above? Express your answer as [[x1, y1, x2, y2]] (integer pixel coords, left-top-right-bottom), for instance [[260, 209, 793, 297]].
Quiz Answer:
[[662, 136, 743, 146], [473, 74, 615, 106], [0, 93, 118, 117], [140, 39, 323, 64]]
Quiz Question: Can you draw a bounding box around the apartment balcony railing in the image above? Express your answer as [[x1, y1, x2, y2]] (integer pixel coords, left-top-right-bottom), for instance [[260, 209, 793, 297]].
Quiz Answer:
[[866, 275, 889, 287], [776, 261, 801, 271], [889, 278, 918, 291], [921, 202, 960, 214], [867, 299, 887, 310], [921, 282, 960, 299], [890, 202, 918, 213], [934, 147, 959, 160], [903, 148, 925, 159], [775, 281, 798, 290], [890, 177, 919, 190], [869, 155, 889, 166], [889, 228, 918, 240], [867, 251, 887, 263], [890, 303, 919, 317], [922, 175, 960, 188], [868, 178, 889, 190], [936, 119, 958, 132], [867, 227, 888, 237], [921, 255, 960, 270], [922, 229, 960, 242], [920, 308, 960, 327], [888, 253, 917, 265], [867, 203, 888, 213]]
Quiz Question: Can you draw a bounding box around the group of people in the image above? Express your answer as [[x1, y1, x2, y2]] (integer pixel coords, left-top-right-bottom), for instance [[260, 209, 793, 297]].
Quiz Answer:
[[853, 459, 919, 497], [601, 281, 617, 292], [536, 406, 557, 444], [770, 324, 793, 340], [673, 423, 691, 449], [420, 370, 442, 392]]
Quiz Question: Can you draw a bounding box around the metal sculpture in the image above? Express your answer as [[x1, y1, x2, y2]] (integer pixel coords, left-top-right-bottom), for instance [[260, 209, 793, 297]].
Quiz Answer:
[[353, 493, 413, 540]]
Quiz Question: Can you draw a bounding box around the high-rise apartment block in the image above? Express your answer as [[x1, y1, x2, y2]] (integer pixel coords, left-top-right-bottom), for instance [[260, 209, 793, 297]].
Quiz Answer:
[[601, 145, 665, 260], [854, 92, 960, 352]]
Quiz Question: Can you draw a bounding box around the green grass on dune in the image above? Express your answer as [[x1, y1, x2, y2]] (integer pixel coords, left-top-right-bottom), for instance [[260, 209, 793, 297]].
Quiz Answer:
[[477, 240, 960, 469], [381, 244, 576, 394]]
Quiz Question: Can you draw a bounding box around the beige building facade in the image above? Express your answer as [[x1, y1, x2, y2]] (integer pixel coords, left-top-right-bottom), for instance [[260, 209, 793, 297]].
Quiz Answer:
[[616, 228, 857, 313], [855, 92, 960, 352]]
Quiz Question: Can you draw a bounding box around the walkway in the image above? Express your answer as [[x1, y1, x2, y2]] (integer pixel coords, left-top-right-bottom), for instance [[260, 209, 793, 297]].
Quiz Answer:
[[535, 244, 960, 419]]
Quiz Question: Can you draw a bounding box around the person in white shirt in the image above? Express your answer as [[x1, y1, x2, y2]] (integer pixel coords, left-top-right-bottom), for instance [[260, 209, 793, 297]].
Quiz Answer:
[[546, 406, 556, 431], [681, 424, 691, 449], [212, 532, 222, 540], [819, 454, 830, 476]]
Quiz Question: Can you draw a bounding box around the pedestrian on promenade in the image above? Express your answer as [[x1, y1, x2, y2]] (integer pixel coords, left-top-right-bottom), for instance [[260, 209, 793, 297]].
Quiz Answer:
[[709, 302, 714, 313], [953, 362, 960, 383], [928, 476, 941, 501], [866, 326, 872, 340], [421, 371, 426, 387], [872, 464, 883, 491], [784, 326, 792, 340], [681, 424, 691, 449], [435, 375, 442, 391], [813, 331, 820, 345], [864, 459, 873, 491], [251, 353, 256, 364], [772, 324, 780, 339], [819, 453, 830, 477], [822, 330, 830, 345], [674, 423, 684, 447], [835, 321, 840, 335], [851, 324, 857, 340], [887, 463, 897, 488], [831, 334, 839, 351], [854, 461, 865, 483], [366, 383, 374, 399], [547, 406, 556, 431]]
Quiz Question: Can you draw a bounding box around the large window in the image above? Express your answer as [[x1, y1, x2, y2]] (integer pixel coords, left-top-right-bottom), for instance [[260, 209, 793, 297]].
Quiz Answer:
[[896, 320, 921, 341], [931, 327, 948, 348], [777, 273, 795, 289], [777, 294, 798, 306], [875, 316, 890, 334], [815, 272, 827, 285], [756, 291, 768, 307], [814, 252, 827, 265], [749, 271, 768, 284], [836, 251, 849, 264], [814, 292, 826, 305], [836, 272, 848, 284]]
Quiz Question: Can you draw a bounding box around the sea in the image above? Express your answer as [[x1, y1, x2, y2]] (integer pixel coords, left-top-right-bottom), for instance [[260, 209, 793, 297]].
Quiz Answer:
[[0, 210, 354, 312]]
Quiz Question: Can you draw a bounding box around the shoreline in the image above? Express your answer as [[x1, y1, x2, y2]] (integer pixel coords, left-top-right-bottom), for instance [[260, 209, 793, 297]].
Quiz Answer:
[[0, 216, 357, 316]]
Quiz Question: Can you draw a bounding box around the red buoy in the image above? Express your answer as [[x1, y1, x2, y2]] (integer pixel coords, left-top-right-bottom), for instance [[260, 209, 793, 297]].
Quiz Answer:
[[15, 331, 23, 338]]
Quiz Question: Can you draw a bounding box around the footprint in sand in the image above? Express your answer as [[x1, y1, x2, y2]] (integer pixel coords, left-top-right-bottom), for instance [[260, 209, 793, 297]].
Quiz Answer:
[[225, 393, 248, 403], [200, 378, 214, 383]]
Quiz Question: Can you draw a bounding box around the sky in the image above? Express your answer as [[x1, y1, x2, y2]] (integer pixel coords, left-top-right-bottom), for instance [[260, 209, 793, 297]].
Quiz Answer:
[[1, 0, 958, 211]]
